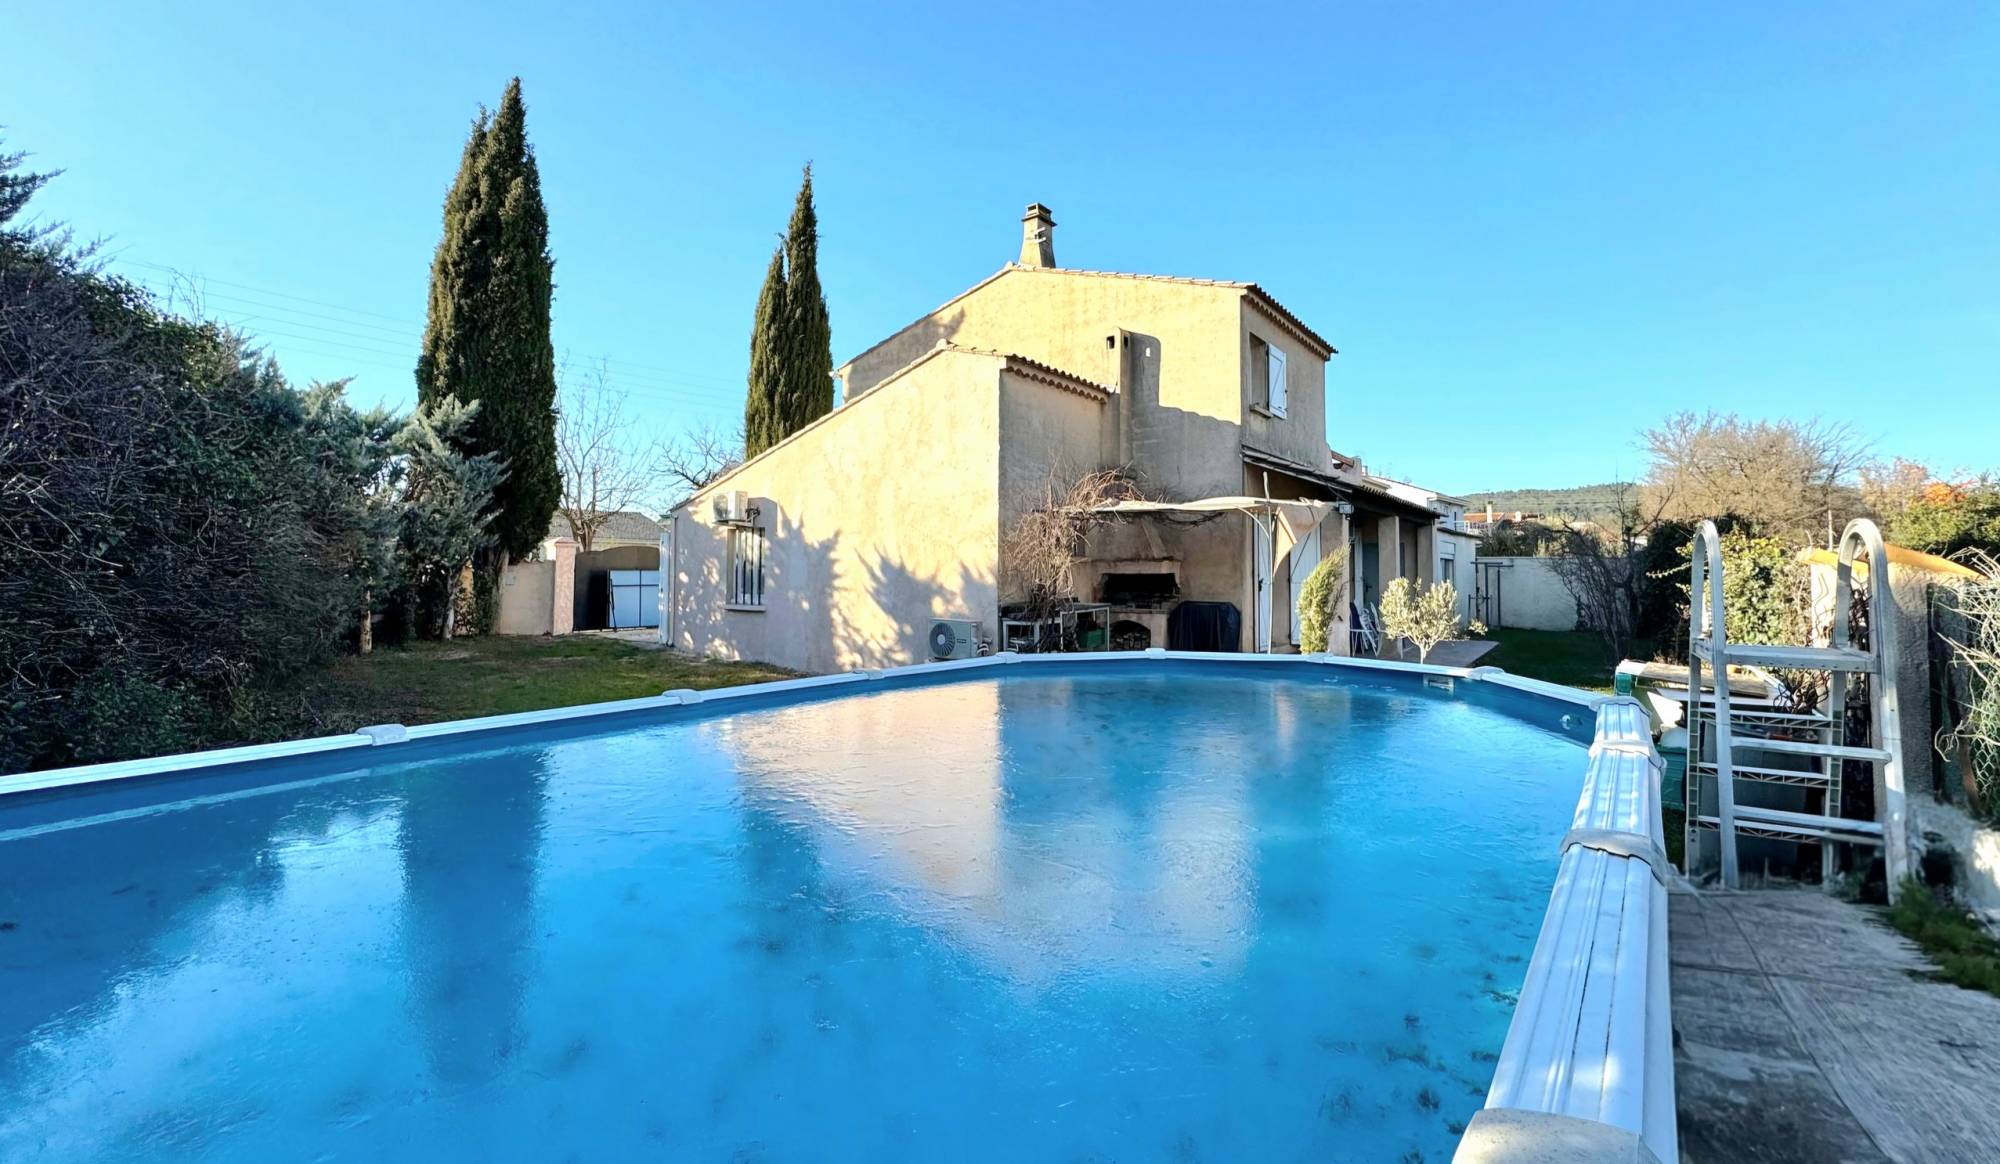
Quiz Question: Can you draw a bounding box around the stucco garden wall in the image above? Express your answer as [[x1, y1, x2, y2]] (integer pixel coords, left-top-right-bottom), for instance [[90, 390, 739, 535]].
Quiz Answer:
[[1475, 556, 1581, 631], [496, 538, 575, 636], [496, 560, 555, 636]]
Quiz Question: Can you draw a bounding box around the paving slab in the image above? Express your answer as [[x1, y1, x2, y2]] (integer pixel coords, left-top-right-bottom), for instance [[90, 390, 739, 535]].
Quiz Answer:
[[1671, 887, 2000, 1163]]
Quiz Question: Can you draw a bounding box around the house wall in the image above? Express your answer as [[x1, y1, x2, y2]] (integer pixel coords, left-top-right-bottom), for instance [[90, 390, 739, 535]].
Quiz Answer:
[[996, 370, 1111, 601], [1438, 529, 1480, 619], [838, 267, 1259, 500], [1238, 301, 1332, 475], [670, 351, 1007, 673], [813, 264, 1345, 657]]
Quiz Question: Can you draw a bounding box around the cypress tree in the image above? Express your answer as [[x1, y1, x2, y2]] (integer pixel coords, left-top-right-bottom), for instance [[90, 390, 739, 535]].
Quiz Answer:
[[780, 165, 833, 433], [743, 244, 787, 458], [415, 77, 560, 619], [742, 165, 834, 457]]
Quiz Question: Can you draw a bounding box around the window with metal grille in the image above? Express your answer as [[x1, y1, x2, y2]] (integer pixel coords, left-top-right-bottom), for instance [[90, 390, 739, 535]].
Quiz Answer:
[[728, 526, 765, 608]]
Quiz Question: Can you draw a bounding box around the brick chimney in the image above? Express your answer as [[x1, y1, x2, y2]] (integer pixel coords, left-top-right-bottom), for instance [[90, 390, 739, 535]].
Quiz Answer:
[[1019, 203, 1056, 268]]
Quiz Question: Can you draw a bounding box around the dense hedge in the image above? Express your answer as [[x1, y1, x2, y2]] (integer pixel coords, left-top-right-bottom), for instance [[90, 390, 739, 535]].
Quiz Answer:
[[0, 151, 389, 771]]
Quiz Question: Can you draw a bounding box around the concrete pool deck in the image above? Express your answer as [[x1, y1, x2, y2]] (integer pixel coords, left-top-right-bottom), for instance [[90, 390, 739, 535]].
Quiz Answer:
[[1670, 887, 2000, 1162]]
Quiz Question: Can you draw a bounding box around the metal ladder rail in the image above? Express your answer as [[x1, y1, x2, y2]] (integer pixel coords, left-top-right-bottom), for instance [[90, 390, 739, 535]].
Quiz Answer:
[[1690, 518, 1909, 890], [1836, 519, 1909, 887], [1688, 521, 1744, 887]]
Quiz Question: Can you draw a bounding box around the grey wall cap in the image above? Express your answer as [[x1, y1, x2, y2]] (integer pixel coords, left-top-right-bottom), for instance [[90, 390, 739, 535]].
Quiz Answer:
[[357, 724, 408, 746], [1454, 1108, 1666, 1164]]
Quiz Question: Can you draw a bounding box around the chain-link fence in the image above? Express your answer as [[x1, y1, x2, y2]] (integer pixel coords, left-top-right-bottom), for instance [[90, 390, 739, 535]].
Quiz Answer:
[[1930, 577, 2000, 822]]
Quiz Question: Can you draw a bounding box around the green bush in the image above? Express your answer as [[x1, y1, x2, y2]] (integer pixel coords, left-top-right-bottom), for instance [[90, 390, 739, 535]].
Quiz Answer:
[[59, 673, 201, 765], [1296, 546, 1350, 654], [0, 141, 420, 771], [1893, 483, 2000, 560]]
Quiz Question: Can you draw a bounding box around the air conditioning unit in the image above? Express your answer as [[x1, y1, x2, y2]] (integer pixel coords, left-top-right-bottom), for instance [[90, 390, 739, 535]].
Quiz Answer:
[[928, 619, 982, 661], [711, 490, 751, 525]]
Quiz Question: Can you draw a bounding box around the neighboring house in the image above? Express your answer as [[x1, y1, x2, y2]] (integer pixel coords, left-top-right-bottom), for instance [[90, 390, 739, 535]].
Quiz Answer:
[[539, 510, 663, 558], [1352, 472, 1480, 618], [666, 204, 1447, 673], [498, 510, 666, 635]]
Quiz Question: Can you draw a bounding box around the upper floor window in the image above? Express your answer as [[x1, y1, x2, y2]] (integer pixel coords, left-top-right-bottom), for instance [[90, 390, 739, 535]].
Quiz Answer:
[[728, 526, 766, 608], [1250, 335, 1288, 418]]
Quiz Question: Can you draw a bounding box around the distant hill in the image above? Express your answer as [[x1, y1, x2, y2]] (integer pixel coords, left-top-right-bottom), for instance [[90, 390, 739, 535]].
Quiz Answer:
[[1462, 482, 1634, 521]]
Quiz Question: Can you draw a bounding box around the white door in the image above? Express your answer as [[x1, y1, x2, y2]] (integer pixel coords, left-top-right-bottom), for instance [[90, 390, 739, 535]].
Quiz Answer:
[[1288, 524, 1321, 647], [1253, 517, 1274, 653]]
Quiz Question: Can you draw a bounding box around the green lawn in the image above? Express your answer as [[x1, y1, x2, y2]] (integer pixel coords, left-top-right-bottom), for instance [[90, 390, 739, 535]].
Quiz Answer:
[[296, 635, 796, 734], [1480, 627, 1634, 692]]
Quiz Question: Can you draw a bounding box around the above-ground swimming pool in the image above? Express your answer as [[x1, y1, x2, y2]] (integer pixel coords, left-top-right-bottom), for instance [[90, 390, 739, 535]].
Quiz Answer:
[[0, 661, 1597, 1162]]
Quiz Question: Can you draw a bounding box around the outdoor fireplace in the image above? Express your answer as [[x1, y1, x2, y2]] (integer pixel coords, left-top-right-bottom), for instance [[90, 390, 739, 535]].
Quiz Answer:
[[1109, 619, 1153, 650], [1098, 571, 1180, 608], [1088, 561, 1180, 651]]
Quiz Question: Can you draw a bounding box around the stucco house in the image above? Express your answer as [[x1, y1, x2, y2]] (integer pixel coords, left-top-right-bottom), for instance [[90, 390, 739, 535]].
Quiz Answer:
[[666, 205, 1453, 673], [1346, 471, 1480, 617]]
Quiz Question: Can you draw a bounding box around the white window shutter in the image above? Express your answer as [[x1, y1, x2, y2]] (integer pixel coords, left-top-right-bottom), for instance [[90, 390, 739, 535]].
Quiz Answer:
[[1267, 346, 1288, 417]]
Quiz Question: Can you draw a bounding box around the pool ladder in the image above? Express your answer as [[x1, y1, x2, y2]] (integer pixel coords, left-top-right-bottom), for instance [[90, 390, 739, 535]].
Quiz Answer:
[[1685, 519, 1909, 890]]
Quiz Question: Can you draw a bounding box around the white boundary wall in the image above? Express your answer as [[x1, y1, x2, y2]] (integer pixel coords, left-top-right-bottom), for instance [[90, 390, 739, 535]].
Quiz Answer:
[[0, 652, 1673, 1162], [1477, 556, 1582, 631]]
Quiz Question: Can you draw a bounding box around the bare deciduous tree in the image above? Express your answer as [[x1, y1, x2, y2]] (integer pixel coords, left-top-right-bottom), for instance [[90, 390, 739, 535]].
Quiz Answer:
[[1642, 411, 1871, 544], [1859, 457, 1935, 525], [1545, 480, 1666, 662], [1001, 467, 1144, 620], [554, 362, 655, 554], [655, 422, 744, 506]]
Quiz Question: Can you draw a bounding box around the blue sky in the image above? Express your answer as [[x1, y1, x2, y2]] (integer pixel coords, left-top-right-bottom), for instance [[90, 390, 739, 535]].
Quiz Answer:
[[6, 2, 1995, 493]]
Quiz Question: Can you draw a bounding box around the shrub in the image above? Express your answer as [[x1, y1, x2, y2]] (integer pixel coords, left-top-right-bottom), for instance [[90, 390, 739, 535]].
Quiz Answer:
[[1894, 481, 2000, 560], [1714, 529, 1812, 648], [1378, 578, 1483, 663], [0, 140, 419, 771], [1297, 545, 1351, 654], [1884, 878, 2000, 997]]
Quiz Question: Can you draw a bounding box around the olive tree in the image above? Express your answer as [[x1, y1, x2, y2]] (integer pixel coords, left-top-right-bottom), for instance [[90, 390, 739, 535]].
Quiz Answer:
[[1378, 577, 1483, 663]]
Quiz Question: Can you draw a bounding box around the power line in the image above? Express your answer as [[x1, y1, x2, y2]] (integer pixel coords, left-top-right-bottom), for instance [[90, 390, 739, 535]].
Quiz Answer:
[[147, 284, 423, 340], [116, 256, 749, 394], [127, 279, 737, 406], [119, 257, 422, 326]]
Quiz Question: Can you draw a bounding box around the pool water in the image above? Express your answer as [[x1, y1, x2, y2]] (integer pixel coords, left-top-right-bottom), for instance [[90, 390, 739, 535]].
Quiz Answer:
[[0, 666, 1583, 1162]]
